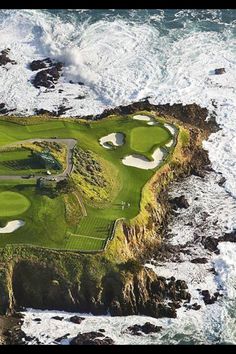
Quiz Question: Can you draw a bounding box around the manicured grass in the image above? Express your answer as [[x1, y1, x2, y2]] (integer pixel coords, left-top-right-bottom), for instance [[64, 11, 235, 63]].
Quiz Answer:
[[0, 191, 30, 217], [130, 126, 170, 154], [26, 121, 65, 132], [65, 235, 105, 251], [75, 216, 112, 239], [0, 114, 176, 251]]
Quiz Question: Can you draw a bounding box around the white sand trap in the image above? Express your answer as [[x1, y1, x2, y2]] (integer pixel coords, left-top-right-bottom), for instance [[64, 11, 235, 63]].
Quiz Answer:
[[133, 115, 158, 126], [122, 148, 164, 170], [133, 115, 151, 122], [99, 132, 124, 149], [165, 139, 174, 147], [0, 220, 25, 234], [147, 121, 158, 126], [164, 123, 177, 136]]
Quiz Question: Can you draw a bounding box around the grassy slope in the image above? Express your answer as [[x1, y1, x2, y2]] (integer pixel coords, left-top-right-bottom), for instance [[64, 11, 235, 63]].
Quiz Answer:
[[0, 114, 173, 251]]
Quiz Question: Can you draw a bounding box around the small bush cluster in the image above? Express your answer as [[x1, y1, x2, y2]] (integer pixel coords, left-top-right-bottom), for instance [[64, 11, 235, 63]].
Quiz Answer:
[[33, 141, 62, 152], [73, 147, 107, 188]]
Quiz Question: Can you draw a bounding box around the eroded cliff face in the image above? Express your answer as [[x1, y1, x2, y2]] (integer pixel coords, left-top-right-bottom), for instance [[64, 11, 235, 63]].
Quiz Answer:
[[1, 259, 190, 319]]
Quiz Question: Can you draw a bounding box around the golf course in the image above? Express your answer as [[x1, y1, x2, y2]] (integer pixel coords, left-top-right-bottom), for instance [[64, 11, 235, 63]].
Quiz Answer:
[[0, 113, 177, 252]]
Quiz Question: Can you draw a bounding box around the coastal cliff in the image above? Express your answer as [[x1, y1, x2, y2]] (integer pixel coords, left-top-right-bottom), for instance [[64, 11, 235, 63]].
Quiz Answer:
[[0, 254, 190, 319], [0, 101, 219, 326]]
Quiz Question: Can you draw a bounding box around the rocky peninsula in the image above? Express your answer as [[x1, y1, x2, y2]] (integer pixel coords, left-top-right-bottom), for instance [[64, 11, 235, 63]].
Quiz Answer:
[[0, 100, 219, 344]]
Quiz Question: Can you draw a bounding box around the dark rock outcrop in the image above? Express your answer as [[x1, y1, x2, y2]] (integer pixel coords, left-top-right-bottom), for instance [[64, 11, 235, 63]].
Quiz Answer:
[[35, 108, 57, 116], [33, 318, 41, 322], [0, 103, 15, 114], [57, 105, 72, 116], [186, 303, 201, 311], [214, 68, 226, 75], [201, 290, 219, 305], [201, 232, 236, 255], [31, 59, 63, 89], [51, 316, 64, 321], [0, 49, 17, 66], [218, 176, 226, 186], [202, 237, 219, 254], [29, 58, 52, 71], [126, 322, 162, 336], [68, 316, 85, 324], [219, 231, 236, 243], [70, 332, 114, 345], [169, 195, 189, 210], [190, 257, 208, 264], [191, 168, 205, 178], [35, 105, 72, 117]]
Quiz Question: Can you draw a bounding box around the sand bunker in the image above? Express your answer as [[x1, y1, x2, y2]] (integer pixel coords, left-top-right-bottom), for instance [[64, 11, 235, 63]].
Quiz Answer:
[[133, 114, 158, 126], [122, 148, 164, 170], [165, 139, 174, 148], [99, 132, 124, 149], [133, 115, 151, 122], [164, 123, 176, 136], [0, 220, 25, 234]]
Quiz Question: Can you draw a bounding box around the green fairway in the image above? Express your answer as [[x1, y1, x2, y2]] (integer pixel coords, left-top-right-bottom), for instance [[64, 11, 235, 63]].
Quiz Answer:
[[0, 191, 31, 217], [130, 126, 170, 154], [0, 114, 177, 251]]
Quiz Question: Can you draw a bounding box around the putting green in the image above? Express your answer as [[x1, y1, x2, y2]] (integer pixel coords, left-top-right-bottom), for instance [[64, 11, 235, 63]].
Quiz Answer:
[[0, 191, 31, 217], [130, 126, 170, 153]]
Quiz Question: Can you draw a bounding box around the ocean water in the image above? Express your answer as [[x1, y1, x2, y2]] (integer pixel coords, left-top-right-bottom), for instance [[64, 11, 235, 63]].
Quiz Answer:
[[1, 9, 236, 344]]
